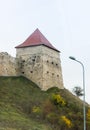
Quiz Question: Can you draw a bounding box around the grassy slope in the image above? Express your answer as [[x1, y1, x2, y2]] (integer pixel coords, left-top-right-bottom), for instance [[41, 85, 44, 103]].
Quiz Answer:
[[0, 76, 89, 130], [0, 76, 52, 130]]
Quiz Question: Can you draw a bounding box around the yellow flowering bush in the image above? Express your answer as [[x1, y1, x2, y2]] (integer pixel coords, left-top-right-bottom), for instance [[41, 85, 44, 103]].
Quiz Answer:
[[52, 94, 66, 107], [61, 115, 72, 128], [87, 109, 90, 130], [87, 109, 90, 122], [32, 106, 41, 114]]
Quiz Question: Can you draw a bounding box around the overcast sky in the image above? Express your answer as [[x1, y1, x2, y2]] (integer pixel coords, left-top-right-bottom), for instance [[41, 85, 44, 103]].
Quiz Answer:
[[0, 0, 90, 104]]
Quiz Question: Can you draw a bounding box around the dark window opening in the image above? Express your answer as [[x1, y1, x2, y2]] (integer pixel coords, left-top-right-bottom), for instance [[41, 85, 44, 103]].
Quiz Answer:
[[51, 62, 54, 64], [34, 56, 36, 58], [47, 71, 49, 73], [57, 75, 59, 77], [30, 71, 33, 73], [32, 59, 35, 62], [22, 72, 24, 74], [47, 60, 49, 63], [22, 60, 25, 62], [52, 73, 54, 75], [56, 64, 58, 66]]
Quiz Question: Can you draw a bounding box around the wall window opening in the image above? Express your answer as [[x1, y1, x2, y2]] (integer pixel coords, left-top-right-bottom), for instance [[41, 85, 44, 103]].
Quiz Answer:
[[32, 59, 35, 62]]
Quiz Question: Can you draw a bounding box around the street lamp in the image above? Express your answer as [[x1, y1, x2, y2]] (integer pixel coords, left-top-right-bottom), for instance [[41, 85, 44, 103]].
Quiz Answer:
[[69, 56, 86, 130]]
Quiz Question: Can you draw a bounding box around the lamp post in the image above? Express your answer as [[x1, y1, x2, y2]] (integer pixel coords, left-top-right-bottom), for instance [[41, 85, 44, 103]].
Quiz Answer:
[[69, 56, 86, 130]]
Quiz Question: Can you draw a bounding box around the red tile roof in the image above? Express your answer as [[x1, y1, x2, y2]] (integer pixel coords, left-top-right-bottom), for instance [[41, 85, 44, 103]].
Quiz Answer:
[[15, 28, 59, 52]]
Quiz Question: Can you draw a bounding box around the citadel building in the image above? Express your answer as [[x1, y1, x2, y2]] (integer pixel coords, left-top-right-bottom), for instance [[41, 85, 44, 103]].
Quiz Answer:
[[0, 29, 64, 90]]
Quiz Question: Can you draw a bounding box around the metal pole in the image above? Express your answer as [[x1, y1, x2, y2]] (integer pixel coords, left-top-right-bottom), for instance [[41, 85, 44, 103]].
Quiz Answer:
[[69, 57, 86, 130]]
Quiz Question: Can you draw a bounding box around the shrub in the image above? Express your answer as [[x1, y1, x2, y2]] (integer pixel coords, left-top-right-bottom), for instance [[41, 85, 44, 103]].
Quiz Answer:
[[32, 106, 41, 113], [87, 108, 90, 121], [87, 108, 90, 129], [60, 115, 73, 128], [51, 94, 66, 107], [32, 106, 42, 118]]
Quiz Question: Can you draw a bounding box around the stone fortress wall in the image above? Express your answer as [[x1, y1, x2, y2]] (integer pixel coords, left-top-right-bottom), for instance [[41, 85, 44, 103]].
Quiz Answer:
[[0, 45, 64, 90], [16, 45, 63, 90], [0, 52, 18, 76]]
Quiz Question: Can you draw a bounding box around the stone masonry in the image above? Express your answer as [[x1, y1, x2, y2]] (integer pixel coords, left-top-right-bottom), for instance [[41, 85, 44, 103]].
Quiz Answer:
[[0, 29, 64, 90], [0, 52, 17, 76], [16, 45, 63, 90]]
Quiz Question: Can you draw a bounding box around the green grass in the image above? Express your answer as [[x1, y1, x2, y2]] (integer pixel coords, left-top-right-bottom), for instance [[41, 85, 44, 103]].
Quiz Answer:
[[0, 76, 90, 130], [0, 76, 52, 130]]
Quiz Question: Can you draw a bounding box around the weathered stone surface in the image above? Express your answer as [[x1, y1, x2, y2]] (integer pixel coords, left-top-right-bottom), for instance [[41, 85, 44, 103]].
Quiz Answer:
[[0, 52, 18, 76], [16, 45, 64, 90], [0, 45, 64, 90]]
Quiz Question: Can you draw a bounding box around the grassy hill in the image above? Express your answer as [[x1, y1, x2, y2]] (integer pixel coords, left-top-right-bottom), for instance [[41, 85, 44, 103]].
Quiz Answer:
[[0, 76, 90, 130]]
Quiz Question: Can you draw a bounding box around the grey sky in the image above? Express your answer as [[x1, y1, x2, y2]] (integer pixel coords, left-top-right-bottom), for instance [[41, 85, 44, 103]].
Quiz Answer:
[[0, 0, 90, 103]]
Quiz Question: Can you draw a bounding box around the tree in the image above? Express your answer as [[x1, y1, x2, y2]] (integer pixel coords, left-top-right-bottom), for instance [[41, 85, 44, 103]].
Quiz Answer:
[[72, 86, 83, 97]]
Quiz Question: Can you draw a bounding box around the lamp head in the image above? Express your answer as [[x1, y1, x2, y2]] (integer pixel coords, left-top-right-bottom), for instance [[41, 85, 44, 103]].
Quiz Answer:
[[69, 56, 76, 61]]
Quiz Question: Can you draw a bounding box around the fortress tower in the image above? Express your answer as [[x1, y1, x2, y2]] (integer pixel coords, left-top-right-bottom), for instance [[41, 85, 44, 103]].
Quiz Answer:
[[15, 29, 64, 90]]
